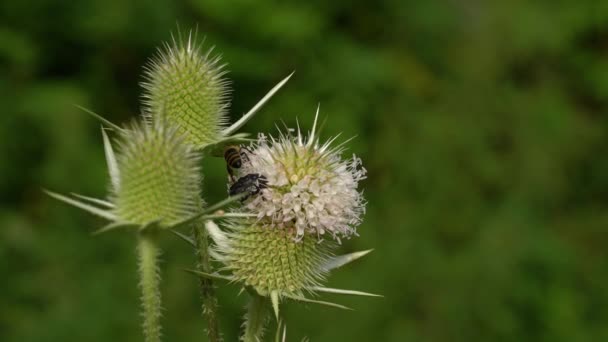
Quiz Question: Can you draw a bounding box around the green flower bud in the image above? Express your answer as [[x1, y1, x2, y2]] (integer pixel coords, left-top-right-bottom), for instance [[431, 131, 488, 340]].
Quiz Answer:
[[141, 32, 231, 148], [113, 121, 202, 227]]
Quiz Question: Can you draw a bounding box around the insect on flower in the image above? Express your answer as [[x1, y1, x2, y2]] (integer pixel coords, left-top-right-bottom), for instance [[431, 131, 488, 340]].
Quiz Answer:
[[229, 173, 268, 201], [223, 144, 251, 182]]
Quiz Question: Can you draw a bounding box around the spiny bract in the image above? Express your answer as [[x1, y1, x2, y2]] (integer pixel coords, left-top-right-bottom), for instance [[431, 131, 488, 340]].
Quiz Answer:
[[141, 32, 231, 148], [113, 121, 202, 227]]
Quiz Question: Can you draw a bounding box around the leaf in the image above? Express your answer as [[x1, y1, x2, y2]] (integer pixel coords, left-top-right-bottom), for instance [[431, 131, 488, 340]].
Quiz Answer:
[[223, 72, 294, 136], [45, 190, 116, 220], [92, 222, 138, 235], [101, 127, 120, 191], [285, 295, 352, 310], [322, 249, 373, 271], [170, 229, 196, 247], [200, 212, 258, 220], [184, 269, 234, 282], [201, 133, 252, 157], [162, 205, 254, 233], [201, 193, 247, 215], [74, 105, 124, 132], [163, 212, 207, 231], [308, 286, 382, 297], [70, 192, 114, 208]]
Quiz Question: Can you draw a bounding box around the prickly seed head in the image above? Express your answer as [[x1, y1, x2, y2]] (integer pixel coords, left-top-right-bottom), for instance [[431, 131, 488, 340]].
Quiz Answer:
[[141, 32, 231, 148], [113, 121, 202, 226], [212, 220, 333, 297]]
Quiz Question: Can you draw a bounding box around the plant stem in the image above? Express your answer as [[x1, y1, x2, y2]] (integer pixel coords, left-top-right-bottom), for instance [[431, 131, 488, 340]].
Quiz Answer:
[[193, 218, 222, 342], [137, 231, 162, 342], [242, 292, 269, 342], [192, 195, 246, 341]]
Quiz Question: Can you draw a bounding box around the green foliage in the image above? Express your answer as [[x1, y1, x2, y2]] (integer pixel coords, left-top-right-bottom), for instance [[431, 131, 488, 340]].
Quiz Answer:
[[1, 1, 608, 341]]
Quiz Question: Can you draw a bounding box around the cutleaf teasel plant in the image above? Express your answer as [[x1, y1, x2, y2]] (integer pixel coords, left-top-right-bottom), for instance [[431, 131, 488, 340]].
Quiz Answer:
[[47, 120, 208, 342], [46, 28, 378, 342], [200, 107, 379, 341]]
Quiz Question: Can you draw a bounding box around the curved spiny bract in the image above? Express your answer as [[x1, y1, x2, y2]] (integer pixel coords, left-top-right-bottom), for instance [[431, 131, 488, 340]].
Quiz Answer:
[[141, 32, 231, 148], [112, 121, 202, 227]]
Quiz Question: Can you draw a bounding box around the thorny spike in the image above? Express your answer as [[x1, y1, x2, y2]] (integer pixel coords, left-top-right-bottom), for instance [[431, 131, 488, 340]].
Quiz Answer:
[[223, 72, 294, 136], [308, 286, 382, 297], [70, 192, 114, 208], [101, 127, 120, 192], [45, 190, 116, 221], [75, 105, 124, 132], [322, 249, 373, 271], [307, 103, 320, 148], [271, 291, 280, 320]]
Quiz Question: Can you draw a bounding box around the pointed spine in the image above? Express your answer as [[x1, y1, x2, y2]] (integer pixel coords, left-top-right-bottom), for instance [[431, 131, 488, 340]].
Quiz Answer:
[[223, 72, 294, 136], [101, 127, 120, 191]]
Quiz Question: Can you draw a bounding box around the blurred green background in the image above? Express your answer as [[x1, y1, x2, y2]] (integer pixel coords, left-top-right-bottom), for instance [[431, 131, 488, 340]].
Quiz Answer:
[[1, 1, 608, 341]]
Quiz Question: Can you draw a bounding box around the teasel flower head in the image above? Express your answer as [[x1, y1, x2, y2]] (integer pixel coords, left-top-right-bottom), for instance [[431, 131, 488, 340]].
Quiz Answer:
[[241, 107, 367, 242], [141, 30, 231, 148], [46, 120, 204, 234], [210, 219, 333, 297], [111, 120, 202, 227], [202, 107, 378, 320]]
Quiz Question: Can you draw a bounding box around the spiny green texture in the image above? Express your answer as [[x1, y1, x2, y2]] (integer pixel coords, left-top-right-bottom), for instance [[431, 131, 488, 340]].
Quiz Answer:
[[141, 34, 231, 148], [137, 232, 162, 342], [113, 121, 201, 226], [220, 223, 333, 297]]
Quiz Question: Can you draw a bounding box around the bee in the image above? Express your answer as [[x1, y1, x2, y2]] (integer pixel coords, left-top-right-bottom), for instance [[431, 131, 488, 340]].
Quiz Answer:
[[224, 145, 251, 181], [229, 173, 268, 201]]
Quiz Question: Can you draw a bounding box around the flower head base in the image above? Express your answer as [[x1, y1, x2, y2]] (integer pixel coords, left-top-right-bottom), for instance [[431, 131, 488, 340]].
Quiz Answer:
[[211, 219, 333, 297], [206, 218, 378, 317], [113, 121, 202, 227], [141, 31, 231, 148], [238, 113, 366, 242]]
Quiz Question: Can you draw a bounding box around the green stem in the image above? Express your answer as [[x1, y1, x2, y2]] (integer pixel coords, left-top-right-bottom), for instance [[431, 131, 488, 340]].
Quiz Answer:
[[137, 231, 162, 342], [192, 195, 246, 341], [193, 218, 222, 342], [201, 193, 246, 214], [242, 292, 270, 342]]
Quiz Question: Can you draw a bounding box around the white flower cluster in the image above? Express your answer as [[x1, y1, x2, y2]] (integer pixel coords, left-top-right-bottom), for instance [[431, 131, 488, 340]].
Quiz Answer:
[[239, 128, 367, 242]]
